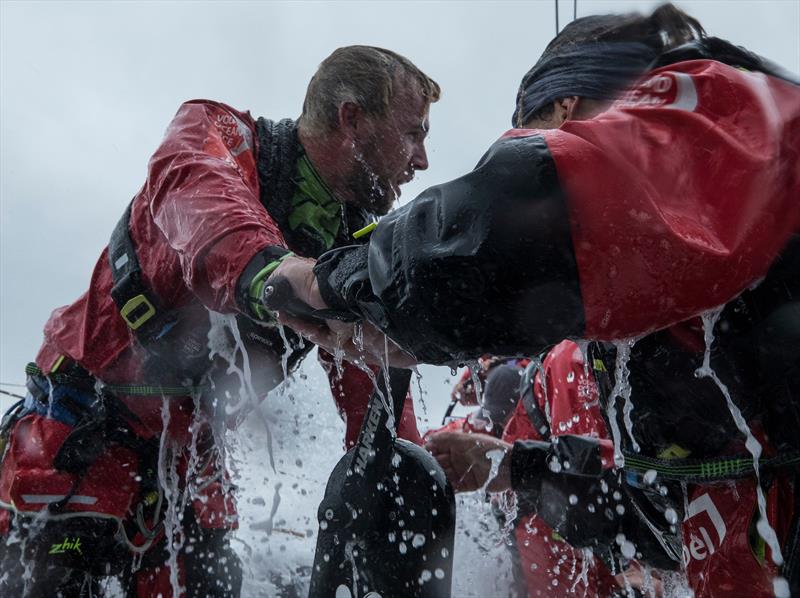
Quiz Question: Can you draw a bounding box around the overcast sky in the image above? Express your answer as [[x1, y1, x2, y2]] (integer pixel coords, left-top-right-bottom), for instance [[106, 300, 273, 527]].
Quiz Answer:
[[1, 0, 798, 394]]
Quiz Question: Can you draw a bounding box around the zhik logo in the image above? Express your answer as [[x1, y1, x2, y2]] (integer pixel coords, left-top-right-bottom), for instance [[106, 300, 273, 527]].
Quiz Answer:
[[354, 401, 383, 475], [682, 493, 727, 565]]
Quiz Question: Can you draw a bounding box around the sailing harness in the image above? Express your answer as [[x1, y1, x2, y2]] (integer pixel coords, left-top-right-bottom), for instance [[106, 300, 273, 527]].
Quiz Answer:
[[1, 362, 167, 555]]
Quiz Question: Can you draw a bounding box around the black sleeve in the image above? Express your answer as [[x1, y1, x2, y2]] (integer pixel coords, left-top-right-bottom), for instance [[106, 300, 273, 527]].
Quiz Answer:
[[315, 134, 585, 365]]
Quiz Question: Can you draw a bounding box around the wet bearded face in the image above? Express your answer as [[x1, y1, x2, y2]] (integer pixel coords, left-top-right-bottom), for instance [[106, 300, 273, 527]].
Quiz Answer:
[[347, 81, 430, 216]]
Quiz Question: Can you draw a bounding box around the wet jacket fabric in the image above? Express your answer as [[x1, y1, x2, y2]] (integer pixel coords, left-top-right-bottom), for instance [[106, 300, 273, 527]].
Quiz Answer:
[[36, 101, 282, 380], [316, 59, 800, 366]]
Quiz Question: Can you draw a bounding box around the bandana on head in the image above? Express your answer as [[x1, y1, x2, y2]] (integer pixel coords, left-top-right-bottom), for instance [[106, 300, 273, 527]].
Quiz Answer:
[[512, 41, 657, 127]]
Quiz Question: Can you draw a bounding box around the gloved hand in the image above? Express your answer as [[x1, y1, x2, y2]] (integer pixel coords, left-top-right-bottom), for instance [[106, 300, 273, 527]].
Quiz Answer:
[[267, 256, 417, 368]]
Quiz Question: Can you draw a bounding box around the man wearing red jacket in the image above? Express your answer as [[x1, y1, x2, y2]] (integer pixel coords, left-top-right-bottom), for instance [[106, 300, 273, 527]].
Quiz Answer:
[[0, 45, 438, 596], [270, 4, 799, 596]]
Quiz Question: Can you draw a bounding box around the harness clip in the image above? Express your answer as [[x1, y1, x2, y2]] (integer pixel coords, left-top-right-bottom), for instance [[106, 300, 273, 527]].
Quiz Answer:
[[120, 294, 156, 330]]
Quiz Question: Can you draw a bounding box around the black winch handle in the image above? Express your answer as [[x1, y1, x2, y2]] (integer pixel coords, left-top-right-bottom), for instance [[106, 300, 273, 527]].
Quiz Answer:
[[263, 276, 358, 323]]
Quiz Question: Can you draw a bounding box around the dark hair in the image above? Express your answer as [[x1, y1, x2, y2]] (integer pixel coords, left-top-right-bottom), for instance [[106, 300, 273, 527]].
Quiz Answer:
[[514, 3, 705, 127], [300, 45, 440, 135], [545, 3, 704, 54]]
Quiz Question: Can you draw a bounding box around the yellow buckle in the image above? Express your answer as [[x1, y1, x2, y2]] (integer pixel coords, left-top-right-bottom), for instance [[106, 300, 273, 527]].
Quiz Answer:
[[120, 294, 156, 330]]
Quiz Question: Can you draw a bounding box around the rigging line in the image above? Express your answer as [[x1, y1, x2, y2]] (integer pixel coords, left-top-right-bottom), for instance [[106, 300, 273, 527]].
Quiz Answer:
[[0, 382, 26, 387], [0, 389, 24, 400], [555, 0, 559, 35], [574, 0, 577, 21]]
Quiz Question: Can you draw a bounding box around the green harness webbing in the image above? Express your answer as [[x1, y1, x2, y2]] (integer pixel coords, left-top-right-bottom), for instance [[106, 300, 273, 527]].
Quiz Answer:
[[622, 449, 800, 483], [25, 363, 207, 397], [587, 343, 800, 483]]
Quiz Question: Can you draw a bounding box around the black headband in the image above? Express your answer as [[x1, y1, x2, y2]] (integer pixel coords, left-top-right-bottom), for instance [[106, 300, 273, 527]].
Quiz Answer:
[[513, 41, 657, 127]]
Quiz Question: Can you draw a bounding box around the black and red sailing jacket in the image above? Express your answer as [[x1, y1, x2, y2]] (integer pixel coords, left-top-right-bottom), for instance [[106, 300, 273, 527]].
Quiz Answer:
[[317, 58, 800, 365]]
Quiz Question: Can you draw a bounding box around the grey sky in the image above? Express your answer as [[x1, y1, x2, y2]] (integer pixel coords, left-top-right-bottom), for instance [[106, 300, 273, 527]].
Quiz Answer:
[[1, 0, 798, 391]]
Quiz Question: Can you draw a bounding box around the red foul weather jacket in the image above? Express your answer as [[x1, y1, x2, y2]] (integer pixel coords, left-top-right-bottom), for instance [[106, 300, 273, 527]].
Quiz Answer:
[[1, 101, 396, 529]]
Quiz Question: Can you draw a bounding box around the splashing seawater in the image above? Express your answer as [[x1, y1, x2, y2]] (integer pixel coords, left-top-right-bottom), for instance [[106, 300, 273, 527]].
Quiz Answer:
[[158, 394, 184, 598], [695, 308, 785, 572], [482, 449, 507, 494], [411, 366, 428, 417], [604, 338, 638, 468], [207, 312, 259, 416], [276, 322, 293, 382], [207, 311, 278, 471], [615, 339, 641, 455]]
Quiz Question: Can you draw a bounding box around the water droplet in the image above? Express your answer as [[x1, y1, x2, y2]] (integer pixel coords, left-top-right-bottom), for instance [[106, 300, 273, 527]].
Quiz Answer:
[[566, 371, 575, 383], [616, 534, 636, 559], [434, 568, 445, 579], [664, 508, 678, 525], [399, 542, 407, 554], [643, 469, 657, 485], [774, 576, 791, 598], [412, 534, 426, 548], [621, 540, 636, 559], [568, 494, 578, 505]]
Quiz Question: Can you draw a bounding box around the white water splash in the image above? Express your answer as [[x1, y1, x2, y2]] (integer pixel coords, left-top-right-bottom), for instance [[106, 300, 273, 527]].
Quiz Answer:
[[695, 308, 783, 567], [207, 311, 279, 471], [411, 366, 428, 417], [604, 339, 637, 467], [481, 448, 507, 494], [157, 395, 184, 598], [465, 359, 483, 407], [276, 322, 293, 383], [615, 339, 641, 455], [569, 547, 593, 595]]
